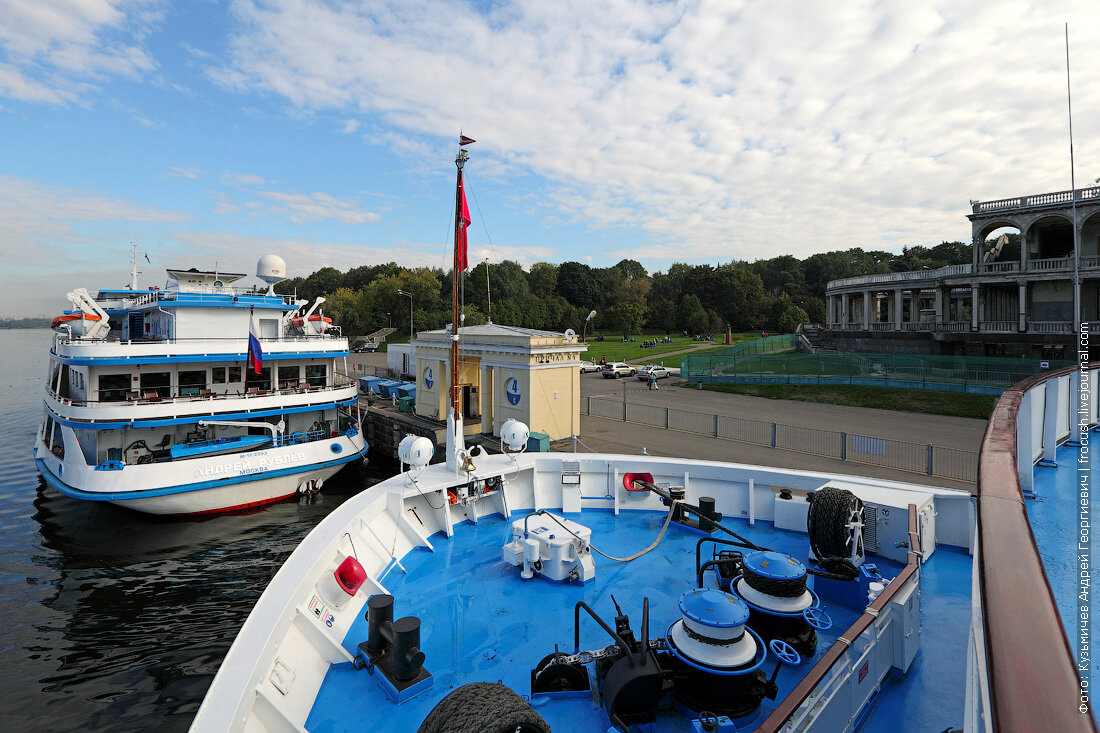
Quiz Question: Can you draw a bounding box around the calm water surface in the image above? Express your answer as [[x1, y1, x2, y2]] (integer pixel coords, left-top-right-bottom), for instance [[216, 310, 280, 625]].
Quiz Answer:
[[0, 329, 387, 731]]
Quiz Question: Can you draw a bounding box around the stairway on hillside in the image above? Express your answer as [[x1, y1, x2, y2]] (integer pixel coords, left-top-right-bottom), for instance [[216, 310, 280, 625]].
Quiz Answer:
[[798, 325, 837, 353], [361, 327, 397, 343]]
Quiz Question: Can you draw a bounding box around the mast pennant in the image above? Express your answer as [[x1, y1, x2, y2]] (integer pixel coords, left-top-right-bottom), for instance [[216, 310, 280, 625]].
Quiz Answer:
[[459, 135, 476, 146], [457, 174, 471, 271]]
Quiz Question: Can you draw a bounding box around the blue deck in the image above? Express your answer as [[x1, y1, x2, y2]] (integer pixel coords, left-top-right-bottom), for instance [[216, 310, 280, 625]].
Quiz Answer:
[[306, 510, 972, 732], [1031, 442, 1097, 694]]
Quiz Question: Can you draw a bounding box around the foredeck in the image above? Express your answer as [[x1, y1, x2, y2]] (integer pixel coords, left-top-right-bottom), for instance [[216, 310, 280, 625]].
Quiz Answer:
[[306, 509, 971, 732]]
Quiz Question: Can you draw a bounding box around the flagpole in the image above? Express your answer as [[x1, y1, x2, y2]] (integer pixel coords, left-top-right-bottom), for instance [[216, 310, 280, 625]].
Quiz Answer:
[[452, 147, 468, 423], [1066, 23, 1080, 334]]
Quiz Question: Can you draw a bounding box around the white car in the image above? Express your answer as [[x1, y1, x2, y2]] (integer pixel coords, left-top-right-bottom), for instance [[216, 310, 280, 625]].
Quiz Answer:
[[636, 365, 671, 380], [601, 362, 636, 378], [579, 361, 603, 373]]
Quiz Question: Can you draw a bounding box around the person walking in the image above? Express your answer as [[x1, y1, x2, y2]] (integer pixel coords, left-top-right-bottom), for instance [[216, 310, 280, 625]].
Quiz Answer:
[[648, 371, 657, 391]]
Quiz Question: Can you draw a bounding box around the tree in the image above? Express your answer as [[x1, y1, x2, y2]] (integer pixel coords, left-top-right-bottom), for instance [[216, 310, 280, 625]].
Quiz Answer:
[[678, 293, 708, 334], [556, 262, 602, 310], [606, 302, 645, 337], [778, 304, 810, 334], [527, 262, 558, 297]]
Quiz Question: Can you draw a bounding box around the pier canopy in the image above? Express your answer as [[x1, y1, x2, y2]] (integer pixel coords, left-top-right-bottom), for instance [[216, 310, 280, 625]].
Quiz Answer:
[[411, 324, 587, 441]]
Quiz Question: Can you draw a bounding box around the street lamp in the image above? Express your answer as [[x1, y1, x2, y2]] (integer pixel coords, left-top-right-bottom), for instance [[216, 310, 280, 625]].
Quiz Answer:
[[397, 290, 413, 344], [387, 312, 392, 327], [582, 310, 597, 342]]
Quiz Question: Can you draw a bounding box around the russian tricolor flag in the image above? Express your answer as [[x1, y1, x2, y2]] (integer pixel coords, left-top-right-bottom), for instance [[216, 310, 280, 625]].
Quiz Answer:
[[248, 313, 263, 374]]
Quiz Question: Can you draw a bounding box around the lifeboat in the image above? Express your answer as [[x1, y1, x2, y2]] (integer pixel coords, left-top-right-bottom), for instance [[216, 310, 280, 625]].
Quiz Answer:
[[289, 314, 333, 331], [51, 312, 103, 333]]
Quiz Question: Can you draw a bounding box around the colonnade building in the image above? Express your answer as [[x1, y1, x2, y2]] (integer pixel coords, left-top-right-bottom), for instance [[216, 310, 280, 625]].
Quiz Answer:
[[824, 185, 1100, 358]]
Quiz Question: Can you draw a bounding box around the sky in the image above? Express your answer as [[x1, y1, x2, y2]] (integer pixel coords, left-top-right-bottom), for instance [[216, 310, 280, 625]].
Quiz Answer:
[[1, 1, 1099, 317]]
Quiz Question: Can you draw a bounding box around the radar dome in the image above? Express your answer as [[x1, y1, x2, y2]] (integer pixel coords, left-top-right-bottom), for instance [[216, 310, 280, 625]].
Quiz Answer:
[[501, 419, 530, 452], [398, 435, 434, 468], [257, 255, 288, 294]]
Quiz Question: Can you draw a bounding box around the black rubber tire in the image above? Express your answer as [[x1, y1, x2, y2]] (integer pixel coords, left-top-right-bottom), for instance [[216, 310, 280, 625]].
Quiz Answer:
[[417, 682, 551, 733]]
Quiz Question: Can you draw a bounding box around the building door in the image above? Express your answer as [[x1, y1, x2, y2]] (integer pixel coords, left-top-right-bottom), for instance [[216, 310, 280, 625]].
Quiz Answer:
[[463, 385, 479, 418]]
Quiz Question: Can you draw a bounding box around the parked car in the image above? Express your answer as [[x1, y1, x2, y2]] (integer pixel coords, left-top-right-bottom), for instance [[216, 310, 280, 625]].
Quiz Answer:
[[601, 362, 636, 378], [352, 340, 380, 353], [636, 365, 671, 380], [579, 360, 602, 373]]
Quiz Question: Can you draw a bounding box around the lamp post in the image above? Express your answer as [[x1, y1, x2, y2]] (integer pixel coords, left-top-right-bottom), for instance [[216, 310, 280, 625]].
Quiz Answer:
[[582, 310, 597, 342], [397, 290, 413, 344], [387, 312, 392, 328]]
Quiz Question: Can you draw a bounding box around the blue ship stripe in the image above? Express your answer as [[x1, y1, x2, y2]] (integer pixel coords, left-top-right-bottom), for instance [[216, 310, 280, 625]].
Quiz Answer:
[[46, 396, 358, 429], [53, 350, 349, 366], [35, 451, 363, 502]]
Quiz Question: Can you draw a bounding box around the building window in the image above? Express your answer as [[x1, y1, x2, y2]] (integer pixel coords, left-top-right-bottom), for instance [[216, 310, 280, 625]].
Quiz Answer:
[[140, 371, 171, 398], [98, 373, 131, 402], [212, 366, 227, 384], [279, 365, 300, 388], [179, 370, 206, 396], [305, 364, 327, 387]]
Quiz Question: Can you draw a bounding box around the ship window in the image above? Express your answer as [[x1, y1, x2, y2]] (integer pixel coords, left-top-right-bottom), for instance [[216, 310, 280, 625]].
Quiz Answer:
[[74, 428, 97, 465], [228, 366, 242, 383], [212, 367, 227, 384], [247, 367, 271, 392], [140, 371, 171, 399], [179, 370, 206, 397], [305, 364, 327, 387], [278, 365, 299, 388], [98, 373, 131, 402], [50, 421, 65, 458]]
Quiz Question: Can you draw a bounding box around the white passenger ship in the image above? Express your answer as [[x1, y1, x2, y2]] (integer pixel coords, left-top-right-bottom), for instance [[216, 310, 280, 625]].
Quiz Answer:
[[34, 253, 368, 515]]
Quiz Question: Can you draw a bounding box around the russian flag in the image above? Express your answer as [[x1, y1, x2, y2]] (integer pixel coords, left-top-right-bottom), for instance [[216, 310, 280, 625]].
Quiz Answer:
[[248, 313, 263, 374]]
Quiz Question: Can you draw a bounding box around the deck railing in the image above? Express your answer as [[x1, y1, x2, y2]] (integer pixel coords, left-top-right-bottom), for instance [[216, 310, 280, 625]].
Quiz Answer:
[[971, 366, 1096, 731], [48, 373, 357, 409]]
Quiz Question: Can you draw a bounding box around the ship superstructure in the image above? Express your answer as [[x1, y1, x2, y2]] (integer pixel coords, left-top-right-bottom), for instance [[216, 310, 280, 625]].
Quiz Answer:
[[34, 254, 367, 515]]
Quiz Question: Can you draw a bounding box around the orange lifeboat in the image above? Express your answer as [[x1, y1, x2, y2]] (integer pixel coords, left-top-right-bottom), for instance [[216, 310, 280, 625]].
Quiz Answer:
[[289, 314, 334, 329], [51, 312, 102, 330]]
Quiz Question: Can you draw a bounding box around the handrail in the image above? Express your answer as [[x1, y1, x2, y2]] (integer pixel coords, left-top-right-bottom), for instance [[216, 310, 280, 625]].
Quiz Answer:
[[47, 374, 357, 408], [973, 366, 1096, 732], [756, 504, 923, 732]]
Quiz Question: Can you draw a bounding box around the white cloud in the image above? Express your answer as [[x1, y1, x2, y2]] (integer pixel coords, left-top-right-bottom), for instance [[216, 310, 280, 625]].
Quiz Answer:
[[341, 118, 360, 134], [216, 0, 1100, 262], [0, 0, 163, 103], [165, 166, 202, 179], [169, 230, 442, 276], [258, 190, 381, 224], [0, 173, 188, 315], [220, 171, 272, 187]]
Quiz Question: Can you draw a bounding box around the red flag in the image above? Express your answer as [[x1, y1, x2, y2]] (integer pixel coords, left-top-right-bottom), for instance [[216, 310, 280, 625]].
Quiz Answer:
[[459, 135, 476, 146], [457, 175, 470, 271]]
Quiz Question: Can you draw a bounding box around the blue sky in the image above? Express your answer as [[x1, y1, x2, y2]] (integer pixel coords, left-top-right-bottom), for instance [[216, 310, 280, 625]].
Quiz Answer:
[[1, 0, 1098, 316]]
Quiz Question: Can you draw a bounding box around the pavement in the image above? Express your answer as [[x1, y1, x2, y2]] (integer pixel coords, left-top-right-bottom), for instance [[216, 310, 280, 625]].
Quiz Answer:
[[580, 373, 987, 449], [350, 347, 984, 492]]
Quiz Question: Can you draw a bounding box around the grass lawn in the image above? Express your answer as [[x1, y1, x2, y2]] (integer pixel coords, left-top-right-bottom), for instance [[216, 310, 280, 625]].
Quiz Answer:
[[583, 332, 759, 365], [678, 381, 996, 420]]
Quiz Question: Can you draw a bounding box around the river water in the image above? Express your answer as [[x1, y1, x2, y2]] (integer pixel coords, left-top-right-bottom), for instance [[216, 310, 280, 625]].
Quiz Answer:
[[0, 329, 385, 731]]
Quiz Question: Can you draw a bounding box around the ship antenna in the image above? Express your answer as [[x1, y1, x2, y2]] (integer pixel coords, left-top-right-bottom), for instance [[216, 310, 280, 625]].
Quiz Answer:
[[129, 241, 142, 290]]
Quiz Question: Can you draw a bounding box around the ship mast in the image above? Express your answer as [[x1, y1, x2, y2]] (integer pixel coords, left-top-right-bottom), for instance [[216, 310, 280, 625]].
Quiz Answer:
[[451, 147, 468, 423]]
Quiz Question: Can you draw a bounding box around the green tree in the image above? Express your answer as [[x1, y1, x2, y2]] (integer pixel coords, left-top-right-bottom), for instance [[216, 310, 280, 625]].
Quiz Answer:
[[678, 293, 708, 333], [526, 262, 558, 297], [778, 304, 810, 333]]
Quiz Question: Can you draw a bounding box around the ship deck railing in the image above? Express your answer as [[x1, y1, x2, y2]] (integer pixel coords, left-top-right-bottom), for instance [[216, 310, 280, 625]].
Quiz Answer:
[[48, 374, 357, 409], [53, 333, 347, 347]]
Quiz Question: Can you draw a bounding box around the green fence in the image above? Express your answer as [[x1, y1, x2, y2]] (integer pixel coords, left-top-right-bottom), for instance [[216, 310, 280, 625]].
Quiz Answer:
[[681, 347, 1074, 395]]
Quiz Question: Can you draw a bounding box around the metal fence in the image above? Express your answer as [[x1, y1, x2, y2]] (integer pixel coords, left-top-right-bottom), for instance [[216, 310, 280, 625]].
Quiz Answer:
[[584, 395, 979, 483], [681, 348, 1075, 395]]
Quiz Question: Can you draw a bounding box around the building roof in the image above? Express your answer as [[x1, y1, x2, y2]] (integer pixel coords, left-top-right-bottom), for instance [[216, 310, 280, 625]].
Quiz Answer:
[[419, 323, 565, 339]]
